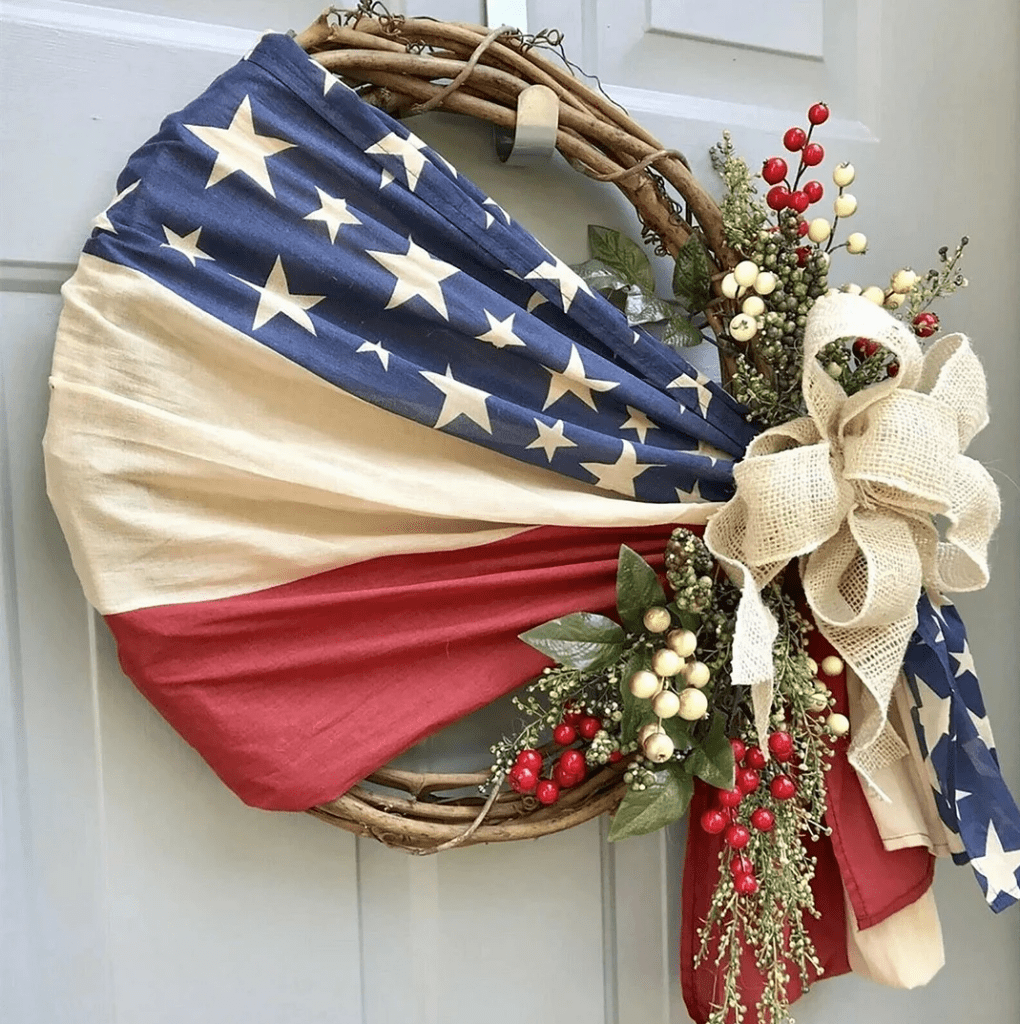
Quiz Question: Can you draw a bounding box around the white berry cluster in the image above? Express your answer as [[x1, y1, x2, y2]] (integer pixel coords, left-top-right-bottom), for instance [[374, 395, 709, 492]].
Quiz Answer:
[[630, 610, 712, 761]]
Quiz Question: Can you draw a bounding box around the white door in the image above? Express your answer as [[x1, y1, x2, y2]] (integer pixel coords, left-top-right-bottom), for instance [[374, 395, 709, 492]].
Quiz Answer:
[[2, 2, 1017, 1022]]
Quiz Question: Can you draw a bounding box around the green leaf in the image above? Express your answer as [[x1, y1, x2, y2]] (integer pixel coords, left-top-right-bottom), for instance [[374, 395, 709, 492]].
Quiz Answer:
[[671, 233, 713, 313], [661, 716, 693, 750], [608, 764, 694, 841], [685, 712, 736, 790], [623, 288, 676, 326], [661, 313, 705, 348], [618, 646, 652, 746], [588, 224, 655, 292], [616, 545, 667, 633], [667, 606, 702, 634], [570, 258, 632, 294], [519, 612, 625, 671]]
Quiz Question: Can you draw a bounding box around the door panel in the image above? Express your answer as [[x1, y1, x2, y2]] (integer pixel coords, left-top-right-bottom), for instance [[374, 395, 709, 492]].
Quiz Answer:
[[1, 2, 1017, 1022]]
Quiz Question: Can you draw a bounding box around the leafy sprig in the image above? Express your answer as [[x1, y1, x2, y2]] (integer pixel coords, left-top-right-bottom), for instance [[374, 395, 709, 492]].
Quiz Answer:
[[571, 224, 713, 348]]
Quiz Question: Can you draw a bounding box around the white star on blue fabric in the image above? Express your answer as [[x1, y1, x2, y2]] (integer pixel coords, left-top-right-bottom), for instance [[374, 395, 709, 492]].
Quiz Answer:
[[365, 131, 429, 191], [475, 311, 525, 349], [92, 179, 140, 234], [968, 708, 997, 753], [185, 96, 294, 197], [356, 340, 390, 370], [676, 482, 705, 502], [542, 345, 620, 411], [526, 419, 576, 462], [420, 365, 492, 433], [483, 196, 510, 228], [234, 256, 324, 334], [951, 642, 978, 679], [367, 237, 460, 320], [620, 406, 658, 444], [665, 375, 713, 416], [303, 187, 361, 242], [581, 440, 659, 497], [160, 225, 213, 266], [970, 820, 1020, 905], [916, 687, 953, 761], [525, 256, 592, 312], [309, 56, 349, 96]]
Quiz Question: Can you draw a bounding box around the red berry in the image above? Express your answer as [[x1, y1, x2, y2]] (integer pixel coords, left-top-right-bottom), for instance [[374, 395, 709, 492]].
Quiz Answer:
[[700, 808, 728, 835], [912, 311, 939, 338], [751, 807, 776, 832], [553, 723, 576, 746], [729, 738, 747, 763], [735, 873, 760, 895], [768, 731, 795, 762], [796, 246, 810, 267], [608, 750, 623, 763], [852, 336, 879, 360], [797, 220, 810, 237], [553, 764, 583, 789], [535, 779, 560, 805], [730, 855, 753, 877], [761, 156, 788, 185], [508, 765, 538, 794], [788, 190, 810, 214], [770, 775, 798, 801], [515, 749, 543, 773], [766, 185, 791, 211], [801, 142, 824, 166], [887, 362, 900, 377], [717, 787, 743, 808], [724, 824, 751, 849], [578, 715, 602, 740], [803, 180, 824, 203], [808, 102, 830, 125], [562, 707, 583, 727], [783, 127, 807, 152], [559, 749, 585, 776], [745, 746, 767, 770], [737, 768, 761, 794]]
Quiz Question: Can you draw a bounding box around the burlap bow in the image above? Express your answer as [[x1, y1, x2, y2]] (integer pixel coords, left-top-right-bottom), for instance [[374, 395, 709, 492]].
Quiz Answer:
[[705, 291, 1000, 788]]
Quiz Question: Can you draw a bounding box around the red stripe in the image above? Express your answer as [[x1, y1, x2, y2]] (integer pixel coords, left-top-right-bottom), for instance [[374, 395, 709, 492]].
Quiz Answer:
[[106, 523, 681, 810]]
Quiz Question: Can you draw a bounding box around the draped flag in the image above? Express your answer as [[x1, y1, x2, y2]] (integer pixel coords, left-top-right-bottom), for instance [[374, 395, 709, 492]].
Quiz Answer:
[[903, 596, 1020, 912], [43, 22, 1017, 927], [43, 32, 754, 810]]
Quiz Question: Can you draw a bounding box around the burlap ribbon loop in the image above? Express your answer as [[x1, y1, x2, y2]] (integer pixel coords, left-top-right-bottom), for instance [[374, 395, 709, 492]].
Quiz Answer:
[[705, 292, 1000, 788]]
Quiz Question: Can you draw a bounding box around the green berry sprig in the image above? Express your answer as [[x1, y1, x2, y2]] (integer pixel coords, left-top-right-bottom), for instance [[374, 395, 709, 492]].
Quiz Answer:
[[695, 583, 849, 1024]]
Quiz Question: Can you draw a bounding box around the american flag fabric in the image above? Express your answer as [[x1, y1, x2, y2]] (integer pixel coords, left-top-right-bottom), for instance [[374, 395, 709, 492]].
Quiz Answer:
[[44, 32, 753, 809], [43, 20, 1017, 911], [903, 596, 1020, 912]]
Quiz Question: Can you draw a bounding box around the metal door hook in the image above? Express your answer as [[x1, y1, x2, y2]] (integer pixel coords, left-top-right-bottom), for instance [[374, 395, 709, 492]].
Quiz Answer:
[[493, 84, 559, 166]]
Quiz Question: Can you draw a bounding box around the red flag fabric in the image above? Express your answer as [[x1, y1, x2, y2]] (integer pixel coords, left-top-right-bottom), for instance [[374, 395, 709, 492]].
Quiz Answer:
[[106, 523, 678, 809]]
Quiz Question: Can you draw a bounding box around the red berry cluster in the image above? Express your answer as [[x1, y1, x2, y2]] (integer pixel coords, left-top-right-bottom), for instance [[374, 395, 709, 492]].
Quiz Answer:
[[698, 734, 800, 896], [762, 102, 829, 215], [508, 709, 611, 806]]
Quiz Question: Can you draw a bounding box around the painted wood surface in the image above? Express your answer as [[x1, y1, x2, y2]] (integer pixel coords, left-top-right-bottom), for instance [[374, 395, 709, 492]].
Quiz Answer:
[[1, 2, 1017, 1021]]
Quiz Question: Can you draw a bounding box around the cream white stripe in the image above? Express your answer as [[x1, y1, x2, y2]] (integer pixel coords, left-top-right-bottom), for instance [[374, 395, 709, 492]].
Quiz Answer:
[[44, 255, 715, 614]]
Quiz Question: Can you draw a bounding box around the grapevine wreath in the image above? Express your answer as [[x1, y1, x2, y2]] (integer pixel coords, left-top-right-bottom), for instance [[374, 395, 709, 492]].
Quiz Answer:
[[43, 4, 1019, 1023]]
